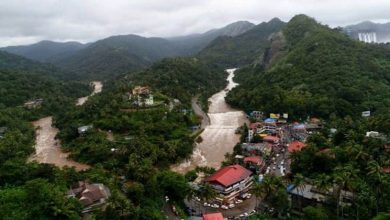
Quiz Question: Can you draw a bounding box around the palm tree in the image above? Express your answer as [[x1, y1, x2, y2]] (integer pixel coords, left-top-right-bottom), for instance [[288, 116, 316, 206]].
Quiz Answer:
[[367, 160, 386, 215], [251, 182, 265, 211], [199, 184, 217, 203], [314, 174, 331, 193], [334, 163, 358, 219], [292, 173, 306, 211]]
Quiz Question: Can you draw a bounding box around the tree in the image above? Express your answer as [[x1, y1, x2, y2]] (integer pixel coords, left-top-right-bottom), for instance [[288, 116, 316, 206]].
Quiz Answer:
[[303, 206, 329, 220], [292, 173, 306, 211]]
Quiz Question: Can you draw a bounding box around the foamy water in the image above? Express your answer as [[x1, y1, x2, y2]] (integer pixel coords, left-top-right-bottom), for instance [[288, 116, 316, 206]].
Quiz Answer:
[[172, 69, 249, 173]]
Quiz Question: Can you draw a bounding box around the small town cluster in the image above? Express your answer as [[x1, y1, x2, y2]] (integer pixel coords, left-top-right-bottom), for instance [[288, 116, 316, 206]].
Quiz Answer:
[[183, 111, 355, 220]]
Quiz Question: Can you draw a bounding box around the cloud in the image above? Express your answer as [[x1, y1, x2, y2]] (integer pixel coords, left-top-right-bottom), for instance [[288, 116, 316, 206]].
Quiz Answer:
[[0, 0, 390, 47]]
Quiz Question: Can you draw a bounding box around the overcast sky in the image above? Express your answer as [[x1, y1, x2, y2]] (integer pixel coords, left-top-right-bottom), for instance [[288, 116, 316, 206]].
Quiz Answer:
[[1, 0, 390, 47]]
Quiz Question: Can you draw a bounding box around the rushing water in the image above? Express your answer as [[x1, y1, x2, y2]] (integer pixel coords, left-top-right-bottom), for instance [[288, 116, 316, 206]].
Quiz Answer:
[[76, 81, 103, 106], [172, 69, 249, 173], [29, 81, 103, 171]]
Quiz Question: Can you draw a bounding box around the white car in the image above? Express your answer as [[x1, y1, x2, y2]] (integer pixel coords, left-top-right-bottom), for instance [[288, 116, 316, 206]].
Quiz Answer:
[[228, 203, 235, 208], [276, 154, 280, 157], [281, 161, 284, 165], [211, 204, 219, 209], [194, 196, 201, 202], [273, 166, 276, 170], [203, 202, 210, 207], [235, 199, 243, 204], [221, 205, 228, 210], [165, 196, 169, 202]]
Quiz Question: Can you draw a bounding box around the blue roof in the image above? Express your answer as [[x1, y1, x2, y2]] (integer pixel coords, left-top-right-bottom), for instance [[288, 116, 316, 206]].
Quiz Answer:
[[264, 118, 277, 123], [286, 184, 295, 192]]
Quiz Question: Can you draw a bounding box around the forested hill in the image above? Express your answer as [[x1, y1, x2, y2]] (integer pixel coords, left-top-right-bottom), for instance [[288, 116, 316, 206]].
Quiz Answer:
[[48, 57, 229, 219], [226, 14, 390, 120], [1, 40, 87, 63], [0, 50, 90, 113], [197, 18, 285, 67], [121, 57, 227, 105], [167, 21, 255, 55], [0, 50, 76, 80]]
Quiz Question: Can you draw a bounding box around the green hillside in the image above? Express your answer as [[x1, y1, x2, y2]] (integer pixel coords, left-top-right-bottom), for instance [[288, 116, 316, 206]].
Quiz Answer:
[[198, 18, 285, 67], [227, 15, 390, 120]]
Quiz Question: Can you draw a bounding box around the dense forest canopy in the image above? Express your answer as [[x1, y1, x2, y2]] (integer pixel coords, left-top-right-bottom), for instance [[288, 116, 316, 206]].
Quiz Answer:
[[227, 15, 390, 120]]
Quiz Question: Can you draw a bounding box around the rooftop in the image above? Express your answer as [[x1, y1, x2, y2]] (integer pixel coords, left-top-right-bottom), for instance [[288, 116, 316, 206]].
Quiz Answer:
[[244, 156, 263, 165], [203, 212, 224, 220], [288, 141, 305, 152], [205, 164, 252, 187]]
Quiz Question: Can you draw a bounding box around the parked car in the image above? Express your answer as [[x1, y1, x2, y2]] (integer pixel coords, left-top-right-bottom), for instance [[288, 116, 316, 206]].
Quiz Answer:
[[211, 204, 220, 208], [203, 202, 210, 207], [221, 205, 228, 210], [165, 196, 169, 202], [228, 203, 235, 208], [235, 199, 243, 204]]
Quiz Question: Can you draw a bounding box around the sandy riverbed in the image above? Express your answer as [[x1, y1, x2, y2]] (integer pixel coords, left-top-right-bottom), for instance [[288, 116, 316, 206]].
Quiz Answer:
[[28, 117, 90, 171], [29, 81, 103, 170], [172, 69, 249, 173], [76, 81, 103, 106]]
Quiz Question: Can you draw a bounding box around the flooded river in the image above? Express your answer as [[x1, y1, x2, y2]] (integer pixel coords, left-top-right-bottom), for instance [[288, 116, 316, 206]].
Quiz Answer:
[[29, 81, 102, 171], [172, 69, 249, 173], [28, 117, 90, 171], [76, 81, 103, 106]]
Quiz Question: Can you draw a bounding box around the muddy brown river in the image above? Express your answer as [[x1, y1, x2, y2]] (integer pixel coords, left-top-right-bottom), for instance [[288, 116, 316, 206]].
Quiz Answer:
[[29, 81, 102, 171], [172, 69, 249, 173]]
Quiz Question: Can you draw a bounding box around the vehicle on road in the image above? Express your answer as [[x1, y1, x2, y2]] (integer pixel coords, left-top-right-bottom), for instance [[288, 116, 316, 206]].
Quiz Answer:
[[211, 204, 220, 208], [221, 205, 228, 210], [228, 203, 235, 208], [235, 199, 243, 204]]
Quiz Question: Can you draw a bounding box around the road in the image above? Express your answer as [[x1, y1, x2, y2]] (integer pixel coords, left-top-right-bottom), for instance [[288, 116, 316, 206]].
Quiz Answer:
[[191, 95, 210, 129], [185, 196, 257, 218]]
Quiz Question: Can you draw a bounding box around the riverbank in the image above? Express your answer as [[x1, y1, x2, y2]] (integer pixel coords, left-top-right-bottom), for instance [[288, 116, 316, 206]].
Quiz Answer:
[[172, 69, 249, 173], [191, 95, 210, 129], [29, 81, 103, 170]]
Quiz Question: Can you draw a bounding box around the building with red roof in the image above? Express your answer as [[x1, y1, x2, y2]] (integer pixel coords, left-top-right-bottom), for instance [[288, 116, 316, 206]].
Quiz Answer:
[[263, 135, 279, 144], [288, 141, 306, 153], [203, 212, 224, 220], [205, 165, 253, 203], [244, 156, 265, 173]]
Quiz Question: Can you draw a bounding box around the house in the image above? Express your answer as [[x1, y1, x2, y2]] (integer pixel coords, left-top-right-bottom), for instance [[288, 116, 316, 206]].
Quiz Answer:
[[288, 141, 305, 153], [241, 143, 272, 156], [316, 148, 335, 158], [67, 181, 110, 212], [244, 156, 265, 172], [288, 184, 353, 213], [250, 111, 264, 120], [131, 86, 154, 107], [24, 98, 43, 109], [132, 86, 150, 95], [205, 165, 253, 203], [0, 126, 7, 139], [78, 125, 93, 135], [263, 135, 279, 144], [203, 212, 224, 220]]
